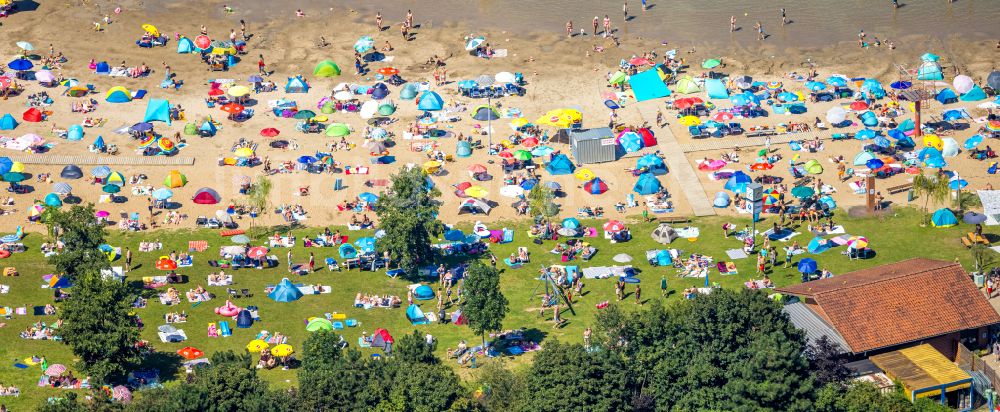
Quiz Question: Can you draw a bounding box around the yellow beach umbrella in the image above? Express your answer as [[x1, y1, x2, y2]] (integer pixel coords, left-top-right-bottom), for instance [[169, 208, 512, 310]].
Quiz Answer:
[[228, 85, 250, 97], [422, 160, 442, 174], [510, 118, 529, 127], [246, 340, 269, 353], [535, 108, 582, 128], [142, 24, 160, 37], [234, 148, 254, 158], [923, 134, 942, 150], [678, 116, 701, 126], [271, 344, 294, 357], [574, 168, 595, 181], [311, 115, 328, 123], [9, 162, 25, 173], [464, 186, 489, 198]]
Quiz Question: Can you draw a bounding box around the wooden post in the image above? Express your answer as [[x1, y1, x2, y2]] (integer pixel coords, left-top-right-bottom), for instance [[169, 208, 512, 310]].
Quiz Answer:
[[913, 100, 922, 138]]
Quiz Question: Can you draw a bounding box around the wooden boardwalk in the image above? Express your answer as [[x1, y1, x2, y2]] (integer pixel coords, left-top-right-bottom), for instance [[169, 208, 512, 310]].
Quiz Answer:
[[5, 155, 196, 166], [679, 133, 829, 153], [635, 105, 716, 217]]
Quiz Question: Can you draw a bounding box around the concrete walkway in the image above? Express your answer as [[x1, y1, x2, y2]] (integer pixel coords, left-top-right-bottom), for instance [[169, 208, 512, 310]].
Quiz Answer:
[[634, 106, 716, 217], [680, 133, 829, 153], [6, 155, 196, 166]]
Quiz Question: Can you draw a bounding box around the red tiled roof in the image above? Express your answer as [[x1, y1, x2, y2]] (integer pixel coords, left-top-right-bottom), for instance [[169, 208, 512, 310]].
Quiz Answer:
[[777, 259, 1000, 353]]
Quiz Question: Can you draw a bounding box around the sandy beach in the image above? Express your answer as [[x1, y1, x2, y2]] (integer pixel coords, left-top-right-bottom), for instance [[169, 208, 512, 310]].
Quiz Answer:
[[0, 0, 997, 231]]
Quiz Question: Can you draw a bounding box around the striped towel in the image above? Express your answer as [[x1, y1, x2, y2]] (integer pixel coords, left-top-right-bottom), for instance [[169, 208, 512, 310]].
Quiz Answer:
[[188, 241, 208, 252]]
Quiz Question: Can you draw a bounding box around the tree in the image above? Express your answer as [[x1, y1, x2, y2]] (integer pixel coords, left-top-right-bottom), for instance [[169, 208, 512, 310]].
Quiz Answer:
[[395, 330, 438, 364], [912, 171, 950, 224], [807, 335, 851, 386], [525, 341, 630, 412], [971, 244, 997, 274], [527, 184, 556, 218], [59, 274, 141, 384], [461, 260, 509, 346], [648, 289, 816, 411], [814, 381, 951, 412], [475, 361, 530, 412], [46, 204, 110, 279], [298, 331, 369, 411], [246, 175, 272, 237], [375, 166, 444, 274]]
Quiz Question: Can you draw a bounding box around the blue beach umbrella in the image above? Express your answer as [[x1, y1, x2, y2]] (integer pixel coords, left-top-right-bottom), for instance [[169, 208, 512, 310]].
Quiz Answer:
[[457, 80, 477, 89], [561, 217, 581, 229], [724, 171, 751, 192], [358, 192, 379, 203], [855, 129, 876, 140], [964, 135, 984, 150], [825, 76, 848, 87], [297, 155, 317, 164], [151, 188, 174, 200], [805, 81, 826, 91], [873, 136, 891, 149], [949, 179, 968, 190], [355, 237, 376, 253], [444, 229, 465, 241], [797, 258, 817, 274], [7, 58, 33, 71], [865, 159, 884, 170]]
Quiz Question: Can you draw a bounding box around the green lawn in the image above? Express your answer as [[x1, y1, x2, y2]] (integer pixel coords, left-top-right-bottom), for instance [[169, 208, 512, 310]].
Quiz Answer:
[[0, 207, 991, 409]]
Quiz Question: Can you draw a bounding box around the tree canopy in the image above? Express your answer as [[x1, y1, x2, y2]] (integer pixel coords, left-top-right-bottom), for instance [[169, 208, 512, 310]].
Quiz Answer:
[[46, 204, 110, 279], [59, 273, 142, 384], [375, 166, 444, 274], [524, 340, 630, 412], [461, 260, 509, 346]]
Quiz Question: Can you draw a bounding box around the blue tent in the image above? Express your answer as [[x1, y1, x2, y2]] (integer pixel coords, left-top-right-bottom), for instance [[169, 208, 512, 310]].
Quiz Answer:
[[414, 285, 435, 300], [143, 99, 171, 125], [917, 61, 943, 81], [628, 68, 671, 102], [655, 250, 672, 266], [0, 114, 17, 130], [935, 88, 958, 105], [0, 157, 11, 174], [455, 140, 472, 157], [861, 79, 885, 98], [416, 91, 444, 111], [931, 208, 958, 228], [400, 84, 418, 100], [60, 164, 83, 179], [859, 111, 878, 127], [618, 132, 644, 153], [268, 278, 304, 302], [285, 76, 310, 93], [704, 78, 730, 99], [95, 61, 110, 74], [338, 243, 358, 259], [960, 85, 986, 102], [355, 237, 375, 253], [636, 154, 667, 175], [235, 310, 253, 328], [633, 173, 662, 195], [67, 124, 84, 141], [855, 128, 877, 140], [44, 193, 62, 207], [545, 154, 575, 175], [562, 217, 581, 229], [444, 229, 465, 241], [406, 304, 430, 325], [712, 191, 730, 208], [92, 135, 105, 150], [724, 171, 751, 192], [896, 118, 915, 132], [106, 89, 132, 103], [199, 121, 217, 135], [176, 37, 195, 53], [371, 83, 389, 99]]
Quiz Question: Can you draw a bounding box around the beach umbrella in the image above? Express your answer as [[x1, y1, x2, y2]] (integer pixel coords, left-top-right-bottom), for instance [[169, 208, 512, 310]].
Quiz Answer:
[[9, 161, 24, 173], [7, 58, 32, 71], [777, 92, 799, 102], [368, 127, 388, 140], [866, 158, 884, 170], [0, 157, 10, 174], [521, 137, 539, 148], [242, 246, 269, 259], [531, 146, 554, 157], [194, 35, 211, 49], [826, 106, 847, 124], [247, 340, 270, 353], [749, 162, 773, 171], [765, 81, 783, 90], [805, 81, 826, 91], [855, 129, 876, 140], [712, 112, 734, 121], [797, 258, 817, 274], [3, 172, 24, 183], [873, 136, 891, 149], [987, 121, 1000, 133], [603, 220, 625, 233], [495, 71, 516, 83], [260, 127, 280, 137], [234, 148, 255, 158], [963, 135, 984, 150], [561, 217, 581, 229], [949, 179, 968, 190], [574, 168, 595, 181], [142, 23, 160, 37], [44, 364, 67, 377], [468, 164, 487, 174], [475, 74, 495, 88], [207, 88, 224, 98], [228, 85, 251, 97], [0, 76, 12, 90], [271, 344, 294, 357], [95, 210, 110, 218], [324, 123, 351, 137], [16, 41, 33, 51], [701, 59, 721, 69], [90, 165, 111, 178], [678, 116, 701, 126], [584, 177, 609, 195], [357, 192, 379, 203], [613, 254, 633, 263], [377, 67, 399, 76], [101, 184, 120, 194], [464, 186, 489, 198], [177, 347, 204, 360], [825, 75, 848, 87], [963, 212, 988, 225], [849, 101, 868, 111], [220, 103, 245, 114], [293, 110, 317, 119], [465, 35, 486, 51], [35, 70, 56, 83], [354, 36, 375, 53], [512, 150, 532, 161], [498, 185, 524, 198], [457, 79, 478, 89], [724, 171, 751, 192], [52, 182, 72, 195], [333, 90, 354, 101], [112, 385, 132, 403], [297, 155, 317, 165], [247, 75, 264, 83], [355, 237, 376, 253], [791, 186, 814, 199], [151, 188, 173, 200], [847, 236, 868, 250], [890, 80, 912, 90]]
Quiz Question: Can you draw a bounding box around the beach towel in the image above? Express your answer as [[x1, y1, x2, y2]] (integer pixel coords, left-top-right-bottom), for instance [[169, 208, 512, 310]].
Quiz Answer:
[[219, 321, 232, 337], [188, 240, 208, 252], [829, 235, 852, 246], [717, 262, 738, 275], [220, 229, 245, 237], [674, 227, 700, 239], [157, 329, 187, 343], [33, 306, 51, 316], [584, 228, 598, 237], [492, 49, 508, 58], [725, 249, 749, 260], [763, 228, 799, 242]]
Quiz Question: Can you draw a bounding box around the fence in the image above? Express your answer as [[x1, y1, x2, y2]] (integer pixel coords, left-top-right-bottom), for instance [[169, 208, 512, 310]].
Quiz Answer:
[[957, 343, 1000, 391]]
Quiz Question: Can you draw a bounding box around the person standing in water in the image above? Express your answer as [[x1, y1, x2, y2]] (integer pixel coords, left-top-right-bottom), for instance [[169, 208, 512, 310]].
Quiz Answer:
[[730, 15, 736, 32], [566, 20, 573, 37], [623, 1, 629, 22], [593, 16, 599, 35], [603, 15, 611, 37], [780, 8, 787, 25], [755, 21, 765, 40], [375, 12, 382, 31]]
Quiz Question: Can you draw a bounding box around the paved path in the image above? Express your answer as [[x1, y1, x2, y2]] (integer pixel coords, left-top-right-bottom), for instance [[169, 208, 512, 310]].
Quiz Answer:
[[679, 133, 829, 153], [634, 105, 716, 217], [5, 155, 196, 166]]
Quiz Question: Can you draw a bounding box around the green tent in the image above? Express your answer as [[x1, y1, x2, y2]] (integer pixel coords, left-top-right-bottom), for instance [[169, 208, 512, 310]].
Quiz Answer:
[[804, 159, 823, 174], [378, 103, 396, 116], [313, 60, 341, 78], [701, 59, 722, 69], [609, 71, 628, 85], [183, 123, 198, 135], [674, 76, 701, 94], [305, 318, 332, 332], [324, 123, 351, 137]]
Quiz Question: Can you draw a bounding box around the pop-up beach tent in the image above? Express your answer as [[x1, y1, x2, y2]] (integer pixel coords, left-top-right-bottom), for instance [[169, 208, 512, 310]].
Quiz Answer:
[[371, 328, 394, 351], [628, 68, 671, 102], [268, 278, 303, 302], [545, 154, 575, 175], [143, 99, 171, 125]]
